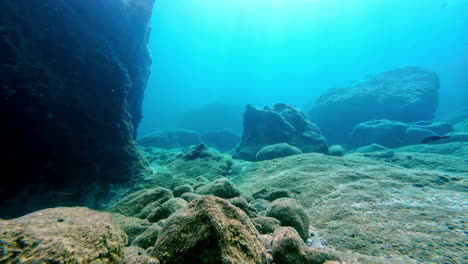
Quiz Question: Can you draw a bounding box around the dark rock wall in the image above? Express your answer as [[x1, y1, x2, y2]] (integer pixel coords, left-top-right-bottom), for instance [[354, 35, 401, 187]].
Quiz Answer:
[[0, 0, 154, 217]]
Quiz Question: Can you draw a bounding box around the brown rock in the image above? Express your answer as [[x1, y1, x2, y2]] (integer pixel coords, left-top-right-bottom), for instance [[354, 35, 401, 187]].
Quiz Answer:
[[151, 196, 266, 264]]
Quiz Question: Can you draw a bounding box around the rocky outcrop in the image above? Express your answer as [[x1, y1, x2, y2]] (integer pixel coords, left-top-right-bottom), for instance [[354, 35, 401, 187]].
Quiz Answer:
[[351, 120, 453, 147], [0, 0, 154, 217], [235, 104, 328, 161], [138, 129, 203, 149], [307, 67, 440, 144], [0, 207, 127, 263], [150, 196, 267, 264]]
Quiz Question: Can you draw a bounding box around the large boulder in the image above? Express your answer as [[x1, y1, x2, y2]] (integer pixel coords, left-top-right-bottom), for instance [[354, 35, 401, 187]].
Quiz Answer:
[[138, 129, 203, 149], [235, 104, 328, 161], [0, 0, 154, 218], [0, 207, 127, 263], [350, 119, 453, 147], [307, 67, 440, 144], [265, 198, 310, 241], [150, 196, 267, 264]]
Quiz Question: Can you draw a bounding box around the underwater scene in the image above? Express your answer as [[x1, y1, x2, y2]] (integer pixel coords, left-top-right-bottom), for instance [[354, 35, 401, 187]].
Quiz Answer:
[[0, 0, 467, 263]]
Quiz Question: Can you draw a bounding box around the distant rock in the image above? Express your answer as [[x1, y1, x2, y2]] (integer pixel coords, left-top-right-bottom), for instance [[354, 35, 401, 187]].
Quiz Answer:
[[138, 129, 202, 149], [328, 145, 345, 156], [172, 184, 194, 197], [150, 196, 267, 264], [228, 196, 259, 218], [147, 198, 188, 223], [180, 192, 202, 202], [453, 119, 468, 132], [354, 143, 389, 153], [256, 143, 302, 161], [350, 119, 453, 147], [201, 129, 241, 152], [235, 104, 328, 161], [307, 67, 440, 144], [252, 217, 281, 234], [0, 207, 127, 263], [266, 198, 310, 241]]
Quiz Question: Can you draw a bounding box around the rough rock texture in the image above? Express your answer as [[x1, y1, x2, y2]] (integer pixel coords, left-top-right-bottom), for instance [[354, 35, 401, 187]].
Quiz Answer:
[[252, 217, 281, 234], [107, 187, 173, 218], [0, 207, 127, 263], [150, 196, 267, 264], [123, 246, 160, 264], [307, 67, 440, 144], [201, 129, 241, 152], [235, 104, 328, 161], [173, 184, 194, 197], [131, 224, 163, 249], [266, 198, 310, 241], [228, 196, 259, 218], [0, 0, 154, 218], [272, 227, 339, 264], [138, 129, 203, 149], [256, 143, 302, 161], [231, 153, 467, 263], [147, 197, 188, 223], [112, 213, 153, 244], [351, 119, 453, 147], [197, 178, 241, 199]]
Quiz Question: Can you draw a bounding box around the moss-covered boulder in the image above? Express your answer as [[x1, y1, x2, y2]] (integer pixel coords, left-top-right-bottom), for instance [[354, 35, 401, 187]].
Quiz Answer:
[[150, 196, 267, 264], [272, 227, 338, 264], [0, 207, 127, 263], [256, 143, 302, 161], [112, 213, 153, 245], [147, 198, 188, 223], [252, 217, 281, 234], [173, 184, 194, 197], [107, 188, 173, 218], [180, 192, 202, 202], [228, 196, 258, 218], [123, 246, 160, 264], [131, 224, 163, 249], [266, 198, 310, 240], [197, 177, 241, 199]]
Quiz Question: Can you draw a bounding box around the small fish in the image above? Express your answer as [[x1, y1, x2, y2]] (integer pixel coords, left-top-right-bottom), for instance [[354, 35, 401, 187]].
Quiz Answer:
[[421, 135, 450, 143]]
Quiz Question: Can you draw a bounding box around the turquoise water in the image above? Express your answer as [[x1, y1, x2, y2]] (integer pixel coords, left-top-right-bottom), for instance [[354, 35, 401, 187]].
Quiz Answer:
[[139, 0, 468, 136]]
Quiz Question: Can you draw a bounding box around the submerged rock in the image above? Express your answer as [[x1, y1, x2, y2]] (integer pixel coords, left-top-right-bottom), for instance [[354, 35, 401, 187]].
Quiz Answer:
[[235, 104, 328, 161], [107, 187, 173, 218], [350, 119, 453, 147], [201, 129, 241, 152], [266, 198, 310, 241], [138, 129, 203, 149], [131, 224, 163, 249], [328, 145, 345, 156], [112, 213, 153, 245], [123, 246, 160, 264], [147, 198, 188, 223], [150, 196, 267, 264], [0, 0, 154, 217], [256, 143, 302, 161], [173, 184, 194, 197], [197, 178, 241, 199], [0, 207, 127, 263], [307, 67, 440, 144], [252, 217, 282, 234]]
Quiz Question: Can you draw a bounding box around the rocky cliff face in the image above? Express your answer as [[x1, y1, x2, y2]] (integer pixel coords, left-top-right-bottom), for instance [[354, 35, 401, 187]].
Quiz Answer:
[[0, 0, 154, 217]]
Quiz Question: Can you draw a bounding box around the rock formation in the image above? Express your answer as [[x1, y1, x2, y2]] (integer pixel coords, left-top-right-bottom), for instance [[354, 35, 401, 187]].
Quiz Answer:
[[0, 0, 154, 218], [235, 104, 328, 161], [307, 67, 440, 144]]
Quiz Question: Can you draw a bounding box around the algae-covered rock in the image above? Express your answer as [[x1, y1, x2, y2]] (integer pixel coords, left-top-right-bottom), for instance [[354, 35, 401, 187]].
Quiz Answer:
[[250, 199, 270, 212], [197, 177, 241, 198], [147, 198, 188, 223], [173, 184, 194, 197], [0, 207, 127, 263], [131, 224, 163, 249], [268, 189, 294, 201], [164, 144, 234, 181], [328, 145, 345, 157], [272, 227, 339, 264], [180, 192, 202, 202], [266, 198, 310, 241], [252, 217, 281, 234], [112, 213, 153, 244], [123, 246, 160, 264], [151, 196, 267, 264], [107, 187, 173, 218], [256, 143, 302, 161], [228, 196, 258, 218]]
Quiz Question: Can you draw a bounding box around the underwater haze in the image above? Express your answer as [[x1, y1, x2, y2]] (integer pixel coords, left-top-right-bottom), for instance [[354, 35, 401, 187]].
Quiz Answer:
[[140, 0, 468, 136]]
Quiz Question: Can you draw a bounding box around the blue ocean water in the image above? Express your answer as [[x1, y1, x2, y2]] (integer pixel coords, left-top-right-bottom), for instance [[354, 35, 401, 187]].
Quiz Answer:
[[139, 0, 468, 136]]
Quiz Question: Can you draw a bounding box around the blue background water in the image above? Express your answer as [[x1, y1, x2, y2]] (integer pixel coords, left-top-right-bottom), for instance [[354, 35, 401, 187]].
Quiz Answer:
[[139, 0, 468, 137]]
